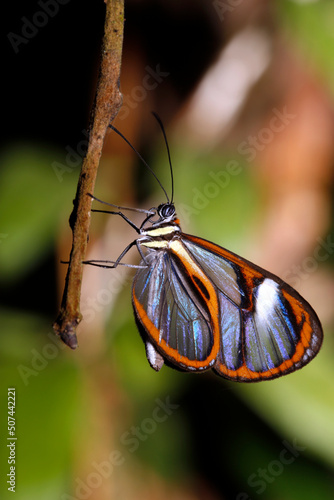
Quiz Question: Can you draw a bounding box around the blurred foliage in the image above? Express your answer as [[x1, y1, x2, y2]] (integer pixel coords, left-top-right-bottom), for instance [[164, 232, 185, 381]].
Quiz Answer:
[[2, 1, 334, 499], [0, 145, 77, 283], [277, 1, 334, 91], [0, 309, 81, 499]]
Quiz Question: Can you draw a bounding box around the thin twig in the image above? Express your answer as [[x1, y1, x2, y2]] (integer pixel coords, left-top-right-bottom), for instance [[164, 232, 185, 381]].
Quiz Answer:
[[53, 0, 124, 349]]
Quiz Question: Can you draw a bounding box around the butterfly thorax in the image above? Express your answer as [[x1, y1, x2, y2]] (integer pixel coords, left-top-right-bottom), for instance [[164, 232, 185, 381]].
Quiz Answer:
[[139, 202, 181, 249]]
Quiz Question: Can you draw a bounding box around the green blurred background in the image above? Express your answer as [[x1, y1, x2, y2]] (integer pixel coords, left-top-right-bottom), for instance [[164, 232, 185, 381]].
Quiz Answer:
[[2, 1, 334, 499]]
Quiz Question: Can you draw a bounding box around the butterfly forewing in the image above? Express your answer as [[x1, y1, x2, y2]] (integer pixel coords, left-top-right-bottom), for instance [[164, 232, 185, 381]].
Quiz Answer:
[[132, 246, 220, 371]]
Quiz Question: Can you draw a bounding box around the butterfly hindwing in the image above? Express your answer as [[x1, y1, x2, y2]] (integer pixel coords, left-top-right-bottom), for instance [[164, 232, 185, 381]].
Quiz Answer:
[[183, 234, 323, 381]]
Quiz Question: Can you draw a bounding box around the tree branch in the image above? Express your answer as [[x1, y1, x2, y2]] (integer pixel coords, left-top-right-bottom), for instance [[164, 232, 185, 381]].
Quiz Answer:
[[53, 0, 124, 349]]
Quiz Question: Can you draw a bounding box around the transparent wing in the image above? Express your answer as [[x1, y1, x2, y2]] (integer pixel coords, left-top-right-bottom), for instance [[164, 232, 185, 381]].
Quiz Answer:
[[132, 251, 217, 371], [183, 235, 323, 381]]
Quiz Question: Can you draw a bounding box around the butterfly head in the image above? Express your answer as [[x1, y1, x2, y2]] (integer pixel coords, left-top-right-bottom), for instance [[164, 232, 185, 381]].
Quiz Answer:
[[147, 202, 179, 229]]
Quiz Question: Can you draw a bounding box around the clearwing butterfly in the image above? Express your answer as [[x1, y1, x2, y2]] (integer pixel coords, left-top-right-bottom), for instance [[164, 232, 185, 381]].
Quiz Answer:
[[85, 113, 323, 382]]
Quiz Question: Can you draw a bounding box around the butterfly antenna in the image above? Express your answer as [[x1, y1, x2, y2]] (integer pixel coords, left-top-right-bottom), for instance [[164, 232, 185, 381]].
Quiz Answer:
[[109, 123, 169, 202], [151, 112, 174, 203]]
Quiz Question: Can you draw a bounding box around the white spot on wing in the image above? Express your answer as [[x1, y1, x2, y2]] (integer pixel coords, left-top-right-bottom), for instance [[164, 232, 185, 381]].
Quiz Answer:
[[257, 278, 278, 308], [255, 279, 279, 318]]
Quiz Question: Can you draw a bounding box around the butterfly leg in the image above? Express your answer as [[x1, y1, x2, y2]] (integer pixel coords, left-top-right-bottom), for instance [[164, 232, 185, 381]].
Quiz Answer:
[[83, 239, 147, 269], [91, 209, 141, 233]]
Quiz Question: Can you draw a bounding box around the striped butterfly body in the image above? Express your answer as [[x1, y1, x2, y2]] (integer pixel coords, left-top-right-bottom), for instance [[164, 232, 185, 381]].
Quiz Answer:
[[87, 115, 323, 382]]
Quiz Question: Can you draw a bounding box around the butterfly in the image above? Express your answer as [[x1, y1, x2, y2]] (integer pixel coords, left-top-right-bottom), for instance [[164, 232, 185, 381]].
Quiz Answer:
[[85, 113, 323, 382]]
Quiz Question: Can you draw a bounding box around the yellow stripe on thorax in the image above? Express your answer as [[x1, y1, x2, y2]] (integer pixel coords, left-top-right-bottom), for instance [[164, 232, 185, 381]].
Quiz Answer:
[[141, 240, 169, 249], [144, 226, 178, 237]]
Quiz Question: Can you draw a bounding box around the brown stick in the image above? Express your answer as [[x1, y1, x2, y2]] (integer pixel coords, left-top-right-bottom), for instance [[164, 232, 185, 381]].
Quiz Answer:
[[53, 0, 124, 349]]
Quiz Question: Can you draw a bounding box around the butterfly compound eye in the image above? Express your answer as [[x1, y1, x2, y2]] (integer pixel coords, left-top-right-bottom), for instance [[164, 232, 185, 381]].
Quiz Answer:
[[159, 203, 175, 219]]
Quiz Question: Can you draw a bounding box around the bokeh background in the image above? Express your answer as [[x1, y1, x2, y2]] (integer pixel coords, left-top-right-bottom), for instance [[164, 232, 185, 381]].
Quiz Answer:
[[2, 1, 334, 499]]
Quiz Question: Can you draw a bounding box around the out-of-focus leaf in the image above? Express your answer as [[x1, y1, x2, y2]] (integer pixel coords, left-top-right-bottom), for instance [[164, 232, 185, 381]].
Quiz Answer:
[[0, 309, 81, 499], [235, 332, 334, 468], [0, 144, 77, 282], [277, 1, 334, 92]]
